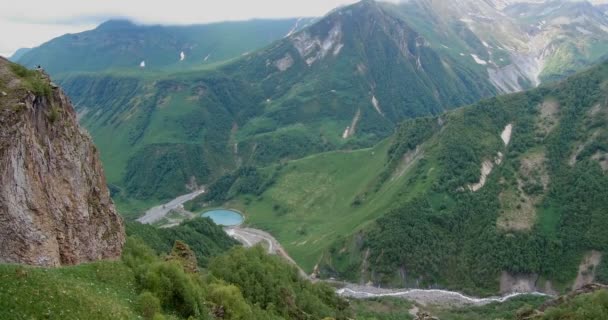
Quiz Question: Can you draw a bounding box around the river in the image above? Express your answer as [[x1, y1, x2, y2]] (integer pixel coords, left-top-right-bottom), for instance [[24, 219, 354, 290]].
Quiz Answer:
[[140, 190, 553, 306]]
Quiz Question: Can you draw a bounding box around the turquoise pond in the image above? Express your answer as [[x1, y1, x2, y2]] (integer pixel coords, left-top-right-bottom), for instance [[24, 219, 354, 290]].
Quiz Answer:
[[201, 209, 244, 226]]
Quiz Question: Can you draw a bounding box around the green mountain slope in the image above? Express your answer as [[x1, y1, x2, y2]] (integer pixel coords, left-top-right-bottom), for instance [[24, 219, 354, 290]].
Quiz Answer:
[[327, 61, 608, 293], [58, 0, 499, 209], [17, 18, 314, 75], [216, 59, 608, 294]]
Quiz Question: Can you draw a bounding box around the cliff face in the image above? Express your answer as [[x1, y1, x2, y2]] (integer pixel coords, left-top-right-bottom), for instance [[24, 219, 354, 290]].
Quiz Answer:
[[0, 57, 125, 266]]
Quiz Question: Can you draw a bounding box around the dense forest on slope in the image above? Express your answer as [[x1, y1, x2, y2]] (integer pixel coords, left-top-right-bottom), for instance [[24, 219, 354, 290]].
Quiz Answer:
[[321, 60, 608, 294], [125, 218, 238, 266], [211, 60, 608, 294]]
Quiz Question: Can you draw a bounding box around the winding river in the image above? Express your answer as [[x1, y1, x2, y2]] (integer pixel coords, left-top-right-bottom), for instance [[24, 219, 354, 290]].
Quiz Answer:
[[141, 190, 553, 306]]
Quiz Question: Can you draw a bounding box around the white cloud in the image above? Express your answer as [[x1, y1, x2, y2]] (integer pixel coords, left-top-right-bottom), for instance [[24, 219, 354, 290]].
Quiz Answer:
[[0, 0, 366, 57]]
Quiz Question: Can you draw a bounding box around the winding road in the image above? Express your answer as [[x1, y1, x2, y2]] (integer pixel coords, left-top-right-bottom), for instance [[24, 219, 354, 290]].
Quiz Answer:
[[140, 190, 553, 307], [136, 188, 205, 224]]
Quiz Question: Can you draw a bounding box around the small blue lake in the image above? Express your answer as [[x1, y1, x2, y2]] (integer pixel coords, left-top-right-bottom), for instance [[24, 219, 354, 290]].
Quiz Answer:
[[202, 209, 244, 226]]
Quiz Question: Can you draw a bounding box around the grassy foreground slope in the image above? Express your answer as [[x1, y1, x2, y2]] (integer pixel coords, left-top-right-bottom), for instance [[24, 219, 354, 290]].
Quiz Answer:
[[0, 229, 350, 320], [0, 262, 139, 319]]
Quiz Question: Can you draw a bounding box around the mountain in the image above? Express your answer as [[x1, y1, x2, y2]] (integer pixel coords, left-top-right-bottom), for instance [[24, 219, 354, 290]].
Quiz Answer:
[[8, 48, 31, 62], [57, 0, 502, 210], [215, 57, 608, 294], [0, 57, 125, 266], [386, 0, 608, 92], [505, 0, 608, 82], [16, 18, 314, 75]]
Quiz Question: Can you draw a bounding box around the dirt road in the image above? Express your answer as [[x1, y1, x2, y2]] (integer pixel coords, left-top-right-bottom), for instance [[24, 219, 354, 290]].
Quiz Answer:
[[137, 188, 205, 224]]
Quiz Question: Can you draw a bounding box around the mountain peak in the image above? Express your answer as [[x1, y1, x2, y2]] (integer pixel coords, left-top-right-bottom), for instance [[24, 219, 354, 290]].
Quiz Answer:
[[96, 19, 137, 30]]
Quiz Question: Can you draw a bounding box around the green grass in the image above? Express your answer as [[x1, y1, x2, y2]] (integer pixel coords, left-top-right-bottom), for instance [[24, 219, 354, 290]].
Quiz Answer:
[[227, 138, 425, 272], [350, 295, 548, 320], [429, 296, 547, 320], [350, 298, 414, 320], [0, 262, 139, 320]]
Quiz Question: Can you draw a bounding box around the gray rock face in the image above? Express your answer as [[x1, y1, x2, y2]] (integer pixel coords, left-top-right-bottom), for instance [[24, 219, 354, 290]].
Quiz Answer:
[[0, 57, 125, 266]]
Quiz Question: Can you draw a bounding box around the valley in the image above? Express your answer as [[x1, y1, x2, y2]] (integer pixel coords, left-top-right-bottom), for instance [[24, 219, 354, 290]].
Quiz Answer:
[[3, 0, 608, 319]]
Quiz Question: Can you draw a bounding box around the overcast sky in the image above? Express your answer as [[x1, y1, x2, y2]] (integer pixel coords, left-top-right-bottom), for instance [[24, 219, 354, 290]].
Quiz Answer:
[[0, 0, 366, 57]]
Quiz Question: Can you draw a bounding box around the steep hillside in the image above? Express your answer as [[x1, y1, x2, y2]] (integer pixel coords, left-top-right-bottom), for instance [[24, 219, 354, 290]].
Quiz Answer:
[[215, 59, 608, 295], [0, 58, 125, 266], [59, 71, 260, 215], [59, 0, 499, 208], [388, 0, 608, 93], [16, 18, 314, 75], [505, 0, 608, 82], [324, 59, 608, 293]]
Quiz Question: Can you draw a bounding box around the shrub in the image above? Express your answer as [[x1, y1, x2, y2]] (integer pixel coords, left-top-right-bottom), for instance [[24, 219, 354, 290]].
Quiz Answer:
[[136, 291, 162, 320]]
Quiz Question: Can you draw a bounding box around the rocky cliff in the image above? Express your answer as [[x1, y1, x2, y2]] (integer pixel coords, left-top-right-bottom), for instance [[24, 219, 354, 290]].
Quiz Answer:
[[0, 57, 124, 266]]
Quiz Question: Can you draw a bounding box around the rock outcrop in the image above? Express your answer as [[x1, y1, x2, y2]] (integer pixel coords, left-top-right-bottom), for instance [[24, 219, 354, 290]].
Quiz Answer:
[[0, 57, 124, 267]]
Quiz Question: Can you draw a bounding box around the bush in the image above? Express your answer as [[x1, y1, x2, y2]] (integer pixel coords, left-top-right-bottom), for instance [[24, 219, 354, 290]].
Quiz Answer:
[[140, 261, 208, 319], [137, 291, 162, 320]]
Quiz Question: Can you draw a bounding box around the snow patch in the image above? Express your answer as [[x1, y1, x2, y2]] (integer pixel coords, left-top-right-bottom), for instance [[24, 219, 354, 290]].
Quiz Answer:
[[501, 124, 513, 146], [371, 96, 383, 115], [342, 109, 361, 139], [471, 54, 488, 65]]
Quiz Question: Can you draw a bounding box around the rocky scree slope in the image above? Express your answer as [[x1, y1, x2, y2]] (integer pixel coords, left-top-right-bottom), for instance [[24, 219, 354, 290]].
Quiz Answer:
[[0, 58, 125, 266]]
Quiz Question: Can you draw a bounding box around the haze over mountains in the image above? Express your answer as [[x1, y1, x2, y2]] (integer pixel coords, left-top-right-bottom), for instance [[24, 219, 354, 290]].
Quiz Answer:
[[10, 0, 608, 212], [3, 0, 608, 319], [3, 0, 608, 314]]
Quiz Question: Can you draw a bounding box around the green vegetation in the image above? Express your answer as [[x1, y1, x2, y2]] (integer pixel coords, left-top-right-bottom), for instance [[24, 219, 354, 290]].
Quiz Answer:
[[8, 63, 52, 98], [212, 60, 608, 294], [126, 218, 238, 267], [225, 139, 425, 272], [350, 295, 549, 320], [0, 261, 139, 319], [322, 60, 608, 293], [0, 236, 351, 320], [17, 19, 314, 76], [537, 289, 608, 320], [210, 246, 351, 319], [430, 296, 547, 320], [52, 0, 500, 208], [350, 298, 414, 320]]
